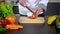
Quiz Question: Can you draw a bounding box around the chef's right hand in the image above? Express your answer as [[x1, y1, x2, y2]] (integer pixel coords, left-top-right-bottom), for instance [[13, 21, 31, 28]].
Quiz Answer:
[[19, 0, 27, 7]]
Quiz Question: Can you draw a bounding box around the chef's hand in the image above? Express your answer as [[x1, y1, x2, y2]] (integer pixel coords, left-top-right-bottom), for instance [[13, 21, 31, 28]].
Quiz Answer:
[[19, 0, 27, 7], [34, 7, 43, 16]]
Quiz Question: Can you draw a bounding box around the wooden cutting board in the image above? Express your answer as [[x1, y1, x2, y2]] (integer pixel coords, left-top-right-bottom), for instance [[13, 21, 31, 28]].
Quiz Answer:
[[19, 17, 45, 24]]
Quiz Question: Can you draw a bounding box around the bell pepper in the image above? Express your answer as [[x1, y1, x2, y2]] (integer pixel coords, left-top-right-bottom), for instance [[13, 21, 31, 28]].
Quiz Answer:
[[5, 16, 16, 24], [56, 17, 60, 29]]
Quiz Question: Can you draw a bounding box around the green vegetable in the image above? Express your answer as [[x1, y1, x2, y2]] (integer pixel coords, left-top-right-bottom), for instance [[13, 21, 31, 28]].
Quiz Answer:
[[56, 17, 60, 28], [0, 2, 14, 18], [0, 25, 7, 32]]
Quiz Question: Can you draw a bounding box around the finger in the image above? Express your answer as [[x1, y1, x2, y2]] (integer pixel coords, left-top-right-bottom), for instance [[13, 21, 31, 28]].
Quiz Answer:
[[19, 0, 22, 3], [35, 9, 41, 16], [37, 8, 41, 13], [36, 8, 43, 15], [34, 10, 38, 16], [34, 9, 38, 14], [21, 2, 25, 6], [22, 0, 27, 7], [19, 0, 26, 7]]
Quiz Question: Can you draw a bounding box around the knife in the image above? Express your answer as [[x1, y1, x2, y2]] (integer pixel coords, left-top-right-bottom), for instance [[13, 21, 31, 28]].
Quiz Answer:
[[26, 6, 33, 13], [20, 4, 33, 13]]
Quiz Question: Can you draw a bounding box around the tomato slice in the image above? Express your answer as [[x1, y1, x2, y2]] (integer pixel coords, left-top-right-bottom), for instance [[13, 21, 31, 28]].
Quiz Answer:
[[28, 13, 37, 19]]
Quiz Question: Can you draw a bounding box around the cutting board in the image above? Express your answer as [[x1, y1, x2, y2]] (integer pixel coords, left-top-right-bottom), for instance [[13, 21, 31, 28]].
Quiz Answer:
[[19, 17, 45, 24]]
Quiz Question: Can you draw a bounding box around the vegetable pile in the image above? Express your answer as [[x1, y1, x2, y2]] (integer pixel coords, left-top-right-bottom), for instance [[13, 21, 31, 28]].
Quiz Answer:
[[0, 2, 23, 30], [0, 2, 15, 32]]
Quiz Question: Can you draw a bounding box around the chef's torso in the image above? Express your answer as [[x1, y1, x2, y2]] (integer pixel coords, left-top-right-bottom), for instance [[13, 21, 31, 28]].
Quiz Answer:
[[26, 0, 40, 9], [18, 0, 48, 16]]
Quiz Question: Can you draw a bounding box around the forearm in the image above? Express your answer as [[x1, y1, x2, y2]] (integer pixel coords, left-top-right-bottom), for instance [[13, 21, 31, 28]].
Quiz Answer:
[[38, 0, 49, 11], [38, 4, 46, 11]]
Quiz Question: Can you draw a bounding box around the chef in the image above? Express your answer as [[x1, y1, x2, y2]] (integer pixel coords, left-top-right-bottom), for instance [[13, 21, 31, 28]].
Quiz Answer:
[[18, 0, 49, 17]]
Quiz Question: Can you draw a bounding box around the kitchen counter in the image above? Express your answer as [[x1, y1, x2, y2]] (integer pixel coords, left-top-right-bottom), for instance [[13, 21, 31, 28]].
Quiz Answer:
[[0, 14, 60, 34], [0, 24, 60, 34]]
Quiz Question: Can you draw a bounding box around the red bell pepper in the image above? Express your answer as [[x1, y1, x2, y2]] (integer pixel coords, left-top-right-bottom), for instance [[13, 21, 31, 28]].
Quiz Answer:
[[0, 19, 9, 27]]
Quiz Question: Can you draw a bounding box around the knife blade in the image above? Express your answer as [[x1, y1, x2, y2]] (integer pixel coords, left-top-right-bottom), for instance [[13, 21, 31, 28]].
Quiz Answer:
[[20, 3, 33, 13], [26, 6, 33, 13]]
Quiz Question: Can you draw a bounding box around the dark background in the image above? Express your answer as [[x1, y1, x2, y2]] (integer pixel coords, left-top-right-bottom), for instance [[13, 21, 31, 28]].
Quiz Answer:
[[46, 2, 60, 16]]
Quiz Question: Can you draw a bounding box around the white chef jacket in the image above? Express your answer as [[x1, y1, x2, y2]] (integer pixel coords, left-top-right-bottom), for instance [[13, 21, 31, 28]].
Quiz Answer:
[[18, 0, 49, 16]]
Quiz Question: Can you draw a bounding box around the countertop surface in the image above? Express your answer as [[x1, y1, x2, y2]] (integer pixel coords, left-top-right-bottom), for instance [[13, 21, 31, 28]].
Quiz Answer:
[[0, 14, 60, 34], [0, 24, 60, 34]]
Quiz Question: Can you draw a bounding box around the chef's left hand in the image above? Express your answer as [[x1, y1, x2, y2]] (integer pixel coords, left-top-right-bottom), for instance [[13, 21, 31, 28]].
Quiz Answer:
[[34, 7, 43, 16]]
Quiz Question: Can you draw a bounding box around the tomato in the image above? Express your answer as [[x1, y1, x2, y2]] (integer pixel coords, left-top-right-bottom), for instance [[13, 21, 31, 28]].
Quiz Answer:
[[1, 22, 7, 27], [29, 13, 37, 19], [0, 19, 9, 27], [5, 16, 16, 24]]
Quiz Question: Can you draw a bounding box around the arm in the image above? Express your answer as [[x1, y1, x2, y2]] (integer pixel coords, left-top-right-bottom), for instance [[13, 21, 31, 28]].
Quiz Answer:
[[34, 0, 49, 16], [38, 0, 49, 11], [19, 0, 27, 7]]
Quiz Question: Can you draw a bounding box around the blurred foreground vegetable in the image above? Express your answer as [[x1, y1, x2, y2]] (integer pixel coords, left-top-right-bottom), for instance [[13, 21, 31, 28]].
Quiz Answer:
[[0, 19, 9, 27], [5, 16, 16, 24], [0, 2, 14, 18], [5, 25, 23, 29], [56, 16, 60, 29], [0, 2, 23, 30], [5, 16, 23, 29], [48, 15, 57, 25], [0, 25, 7, 32]]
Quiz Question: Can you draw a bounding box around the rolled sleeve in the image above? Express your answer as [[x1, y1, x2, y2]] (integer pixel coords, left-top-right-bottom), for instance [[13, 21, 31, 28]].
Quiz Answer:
[[38, 3, 46, 11], [38, 0, 49, 11]]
